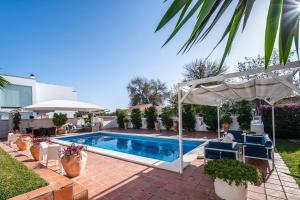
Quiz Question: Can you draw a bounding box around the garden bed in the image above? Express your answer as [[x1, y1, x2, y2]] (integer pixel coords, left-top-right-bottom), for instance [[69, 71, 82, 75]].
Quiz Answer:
[[277, 139, 300, 186], [0, 147, 48, 200]]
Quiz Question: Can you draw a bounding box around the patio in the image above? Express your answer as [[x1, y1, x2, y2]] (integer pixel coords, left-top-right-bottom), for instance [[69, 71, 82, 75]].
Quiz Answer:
[[2, 129, 300, 200]]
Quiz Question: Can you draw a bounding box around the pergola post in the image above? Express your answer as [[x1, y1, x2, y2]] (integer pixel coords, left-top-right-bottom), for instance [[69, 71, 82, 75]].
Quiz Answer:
[[217, 106, 220, 140], [178, 88, 183, 174], [271, 105, 275, 148]]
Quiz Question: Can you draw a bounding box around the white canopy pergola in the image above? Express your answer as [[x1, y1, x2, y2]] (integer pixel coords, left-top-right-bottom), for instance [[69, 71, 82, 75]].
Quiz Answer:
[[177, 61, 300, 174], [25, 100, 106, 112]]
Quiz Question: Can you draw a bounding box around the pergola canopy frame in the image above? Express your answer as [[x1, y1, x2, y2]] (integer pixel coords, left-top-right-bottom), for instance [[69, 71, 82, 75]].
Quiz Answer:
[[177, 61, 300, 174]]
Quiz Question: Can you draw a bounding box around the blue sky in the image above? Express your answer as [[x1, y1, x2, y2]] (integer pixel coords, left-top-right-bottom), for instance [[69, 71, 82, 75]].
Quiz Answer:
[[0, 0, 270, 111]]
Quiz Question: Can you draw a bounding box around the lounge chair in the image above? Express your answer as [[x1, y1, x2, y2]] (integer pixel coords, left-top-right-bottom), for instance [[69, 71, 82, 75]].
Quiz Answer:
[[204, 141, 240, 163], [242, 134, 274, 167]]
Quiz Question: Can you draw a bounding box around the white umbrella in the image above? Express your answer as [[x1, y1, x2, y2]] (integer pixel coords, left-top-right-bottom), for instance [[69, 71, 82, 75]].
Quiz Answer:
[[24, 100, 105, 112]]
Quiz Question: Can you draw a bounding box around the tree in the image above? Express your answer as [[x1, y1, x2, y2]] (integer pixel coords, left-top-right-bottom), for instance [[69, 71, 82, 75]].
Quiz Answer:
[[201, 105, 218, 131], [156, 0, 300, 69], [182, 105, 196, 132], [12, 112, 21, 131], [183, 59, 227, 81], [235, 100, 253, 130], [161, 107, 174, 130], [144, 106, 157, 130], [127, 77, 169, 106], [116, 109, 127, 128], [131, 108, 142, 129], [52, 113, 68, 128]]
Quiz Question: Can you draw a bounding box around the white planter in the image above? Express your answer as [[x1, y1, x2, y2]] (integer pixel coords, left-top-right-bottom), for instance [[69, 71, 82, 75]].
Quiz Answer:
[[214, 178, 247, 200]]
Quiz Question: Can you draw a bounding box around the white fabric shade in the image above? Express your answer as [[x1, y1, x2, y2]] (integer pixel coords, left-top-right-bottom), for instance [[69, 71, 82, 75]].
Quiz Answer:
[[24, 100, 105, 112], [182, 75, 294, 106]]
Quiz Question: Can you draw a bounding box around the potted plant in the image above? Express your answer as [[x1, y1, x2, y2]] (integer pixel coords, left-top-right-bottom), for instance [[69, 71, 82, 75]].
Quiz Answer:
[[16, 134, 32, 151], [12, 112, 21, 131], [123, 117, 129, 129], [30, 137, 49, 161], [221, 114, 233, 132], [52, 113, 68, 134], [204, 160, 261, 200], [60, 143, 88, 178]]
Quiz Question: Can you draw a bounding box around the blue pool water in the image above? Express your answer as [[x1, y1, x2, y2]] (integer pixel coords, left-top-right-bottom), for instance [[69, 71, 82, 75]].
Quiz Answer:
[[56, 132, 204, 162]]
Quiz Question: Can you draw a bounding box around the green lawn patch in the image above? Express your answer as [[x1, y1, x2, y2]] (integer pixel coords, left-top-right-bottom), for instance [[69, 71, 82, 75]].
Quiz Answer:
[[276, 139, 300, 186], [0, 147, 48, 200]]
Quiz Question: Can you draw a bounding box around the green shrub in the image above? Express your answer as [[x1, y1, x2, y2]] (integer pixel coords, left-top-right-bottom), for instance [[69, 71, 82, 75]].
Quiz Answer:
[[144, 106, 157, 130], [131, 108, 142, 129], [260, 104, 300, 138], [12, 112, 21, 130], [204, 160, 262, 187], [182, 105, 196, 132], [161, 107, 174, 130], [52, 113, 68, 127], [116, 109, 127, 128], [221, 114, 232, 124], [236, 100, 252, 130], [201, 105, 217, 131]]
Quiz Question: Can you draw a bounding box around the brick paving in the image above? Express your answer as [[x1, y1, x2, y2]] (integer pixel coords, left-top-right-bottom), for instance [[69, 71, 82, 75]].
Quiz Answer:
[[1, 129, 300, 200]]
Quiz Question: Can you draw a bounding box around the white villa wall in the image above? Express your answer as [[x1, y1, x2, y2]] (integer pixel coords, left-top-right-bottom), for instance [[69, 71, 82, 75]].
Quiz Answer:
[[2, 75, 37, 104], [36, 83, 76, 102]]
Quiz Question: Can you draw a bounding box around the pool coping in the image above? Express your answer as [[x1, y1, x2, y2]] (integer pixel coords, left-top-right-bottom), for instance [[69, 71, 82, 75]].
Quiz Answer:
[[51, 131, 207, 173]]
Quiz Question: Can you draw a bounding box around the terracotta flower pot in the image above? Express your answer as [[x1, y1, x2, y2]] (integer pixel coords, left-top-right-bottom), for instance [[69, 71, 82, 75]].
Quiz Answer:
[[16, 136, 32, 151], [223, 123, 230, 132], [61, 151, 88, 178], [155, 122, 160, 131], [30, 143, 40, 161]]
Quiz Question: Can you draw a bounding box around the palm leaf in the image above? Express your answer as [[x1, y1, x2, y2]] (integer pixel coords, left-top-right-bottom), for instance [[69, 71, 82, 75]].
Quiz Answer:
[[265, 0, 283, 68], [220, 1, 246, 67], [162, 0, 204, 47], [0, 76, 9, 89], [156, 0, 191, 32], [200, 0, 233, 41], [180, 0, 222, 54], [243, 0, 255, 31], [175, 0, 192, 27], [279, 0, 300, 65]]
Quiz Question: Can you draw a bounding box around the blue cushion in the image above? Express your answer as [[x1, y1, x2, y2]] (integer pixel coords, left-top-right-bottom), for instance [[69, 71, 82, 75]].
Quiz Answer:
[[244, 145, 272, 159], [244, 136, 263, 144], [228, 130, 243, 140], [205, 149, 237, 160], [207, 141, 233, 150], [262, 135, 272, 147]]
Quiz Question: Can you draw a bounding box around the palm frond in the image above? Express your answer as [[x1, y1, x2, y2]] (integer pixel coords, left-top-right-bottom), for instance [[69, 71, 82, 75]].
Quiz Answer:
[[0, 76, 9, 89], [156, 0, 300, 69]]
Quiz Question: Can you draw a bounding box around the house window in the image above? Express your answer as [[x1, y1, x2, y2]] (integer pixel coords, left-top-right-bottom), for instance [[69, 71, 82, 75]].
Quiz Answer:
[[0, 84, 32, 108]]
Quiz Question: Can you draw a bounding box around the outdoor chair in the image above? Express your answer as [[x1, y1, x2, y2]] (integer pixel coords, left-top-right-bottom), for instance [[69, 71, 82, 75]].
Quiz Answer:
[[226, 130, 244, 143], [242, 134, 274, 167], [7, 132, 21, 146], [46, 144, 63, 173], [39, 142, 48, 162], [204, 141, 240, 163]]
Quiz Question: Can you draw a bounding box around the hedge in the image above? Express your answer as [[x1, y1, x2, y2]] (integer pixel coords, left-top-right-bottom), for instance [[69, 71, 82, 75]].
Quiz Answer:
[[260, 104, 300, 139]]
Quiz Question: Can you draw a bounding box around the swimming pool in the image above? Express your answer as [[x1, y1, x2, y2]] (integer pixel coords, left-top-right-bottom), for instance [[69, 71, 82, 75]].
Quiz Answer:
[[55, 132, 204, 162]]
